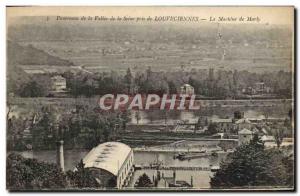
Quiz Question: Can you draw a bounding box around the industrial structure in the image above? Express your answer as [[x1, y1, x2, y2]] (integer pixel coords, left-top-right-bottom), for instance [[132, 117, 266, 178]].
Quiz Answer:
[[82, 142, 134, 189]]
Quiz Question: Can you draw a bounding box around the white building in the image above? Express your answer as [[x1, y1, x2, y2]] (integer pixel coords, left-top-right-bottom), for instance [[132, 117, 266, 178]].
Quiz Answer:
[[255, 82, 265, 93], [238, 128, 253, 145], [51, 75, 66, 92], [82, 142, 134, 189], [180, 84, 195, 95]]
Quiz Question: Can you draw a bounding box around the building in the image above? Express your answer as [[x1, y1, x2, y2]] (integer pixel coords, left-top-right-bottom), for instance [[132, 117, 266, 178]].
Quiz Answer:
[[211, 118, 233, 133], [243, 82, 272, 95], [51, 75, 66, 92], [82, 142, 134, 189], [235, 118, 252, 130], [261, 135, 275, 142], [180, 84, 195, 95], [255, 82, 265, 93], [238, 128, 253, 145], [242, 86, 256, 95]]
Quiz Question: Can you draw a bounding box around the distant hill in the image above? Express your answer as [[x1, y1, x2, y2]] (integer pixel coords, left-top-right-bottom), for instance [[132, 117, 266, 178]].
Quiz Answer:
[[7, 40, 74, 66], [7, 22, 292, 72]]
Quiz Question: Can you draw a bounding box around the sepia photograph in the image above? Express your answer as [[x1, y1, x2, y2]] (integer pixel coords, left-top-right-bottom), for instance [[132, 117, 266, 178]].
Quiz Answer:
[[6, 6, 295, 191]]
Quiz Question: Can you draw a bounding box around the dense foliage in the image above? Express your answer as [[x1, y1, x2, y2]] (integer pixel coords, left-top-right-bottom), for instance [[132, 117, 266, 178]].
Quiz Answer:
[[66, 160, 100, 188], [9, 66, 293, 99], [7, 154, 103, 190], [210, 135, 294, 188], [7, 104, 130, 151], [136, 173, 153, 188], [7, 153, 66, 190], [63, 68, 292, 99]]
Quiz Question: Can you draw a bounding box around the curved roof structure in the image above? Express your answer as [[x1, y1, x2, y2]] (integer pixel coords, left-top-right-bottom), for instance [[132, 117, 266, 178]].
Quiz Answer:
[[82, 142, 131, 176]]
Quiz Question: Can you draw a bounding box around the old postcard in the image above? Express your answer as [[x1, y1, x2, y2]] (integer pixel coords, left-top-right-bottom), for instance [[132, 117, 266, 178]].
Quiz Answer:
[[6, 6, 295, 191]]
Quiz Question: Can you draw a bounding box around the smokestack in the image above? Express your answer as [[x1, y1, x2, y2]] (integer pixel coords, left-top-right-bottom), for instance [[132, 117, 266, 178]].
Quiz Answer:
[[56, 140, 65, 172], [173, 170, 176, 184], [190, 176, 193, 187], [157, 170, 161, 181]]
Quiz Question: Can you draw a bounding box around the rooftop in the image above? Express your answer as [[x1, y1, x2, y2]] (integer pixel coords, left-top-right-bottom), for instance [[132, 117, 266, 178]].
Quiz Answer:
[[212, 118, 232, 123], [51, 75, 66, 81], [261, 135, 275, 141], [238, 128, 252, 135], [235, 118, 251, 124], [181, 84, 193, 87], [82, 142, 131, 176]]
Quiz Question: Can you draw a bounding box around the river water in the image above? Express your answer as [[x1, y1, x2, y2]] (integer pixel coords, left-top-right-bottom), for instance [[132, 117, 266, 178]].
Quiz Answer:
[[15, 149, 227, 189]]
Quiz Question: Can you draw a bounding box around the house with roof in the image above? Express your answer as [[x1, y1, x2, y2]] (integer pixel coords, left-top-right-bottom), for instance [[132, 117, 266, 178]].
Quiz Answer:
[[180, 84, 195, 95], [51, 75, 67, 93], [238, 128, 253, 145]]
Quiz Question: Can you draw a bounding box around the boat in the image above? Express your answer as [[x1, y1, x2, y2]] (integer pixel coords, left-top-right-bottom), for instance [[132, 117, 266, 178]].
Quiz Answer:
[[175, 152, 211, 161], [173, 152, 186, 160]]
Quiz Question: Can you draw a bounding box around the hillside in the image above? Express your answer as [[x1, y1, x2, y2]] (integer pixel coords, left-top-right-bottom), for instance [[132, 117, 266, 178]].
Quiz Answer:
[[7, 22, 293, 72], [7, 40, 75, 66]]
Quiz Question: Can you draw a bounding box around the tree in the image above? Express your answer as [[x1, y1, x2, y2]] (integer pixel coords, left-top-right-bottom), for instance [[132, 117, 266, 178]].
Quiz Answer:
[[136, 173, 152, 188], [107, 177, 117, 188], [234, 111, 243, 120], [7, 153, 66, 190], [124, 68, 133, 94], [135, 111, 141, 124], [284, 118, 290, 127], [206, 123, 218, 135], [288, 109, 293, 119], [120, 110, 131, 130], [19, 80, 48, 97], [273, 128, 284, 148], [31, 105, 59, 149], [163, 110, 168, 125], [67, 159, 100, 188], [204, 118, 209, 126], [147, 110, 156, 124], [168, 80, 177, 94], [195, 116, 204, 131], [210, 135, 293, 188]]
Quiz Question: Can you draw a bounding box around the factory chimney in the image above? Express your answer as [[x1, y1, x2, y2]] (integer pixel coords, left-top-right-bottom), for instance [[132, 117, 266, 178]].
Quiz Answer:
[[56, 140, 65, 172], [173, 170, 176, 185]]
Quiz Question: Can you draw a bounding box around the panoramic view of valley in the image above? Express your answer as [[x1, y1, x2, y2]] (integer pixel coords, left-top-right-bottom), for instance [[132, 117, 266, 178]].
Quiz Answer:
[[6, 7, 294, 191]]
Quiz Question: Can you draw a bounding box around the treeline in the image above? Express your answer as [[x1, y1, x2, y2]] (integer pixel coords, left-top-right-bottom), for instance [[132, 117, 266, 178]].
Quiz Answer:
[[7, 153, 103, 190], [63, 68, 292, 99], [63, 67, 172, 97], [9, 67, 293, 99], [7, 105, 130, 151], [210, 135, 294, 188]]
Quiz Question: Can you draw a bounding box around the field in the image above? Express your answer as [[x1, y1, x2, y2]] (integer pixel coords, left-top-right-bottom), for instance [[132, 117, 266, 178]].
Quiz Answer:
[[10, 23, 292, 73]]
